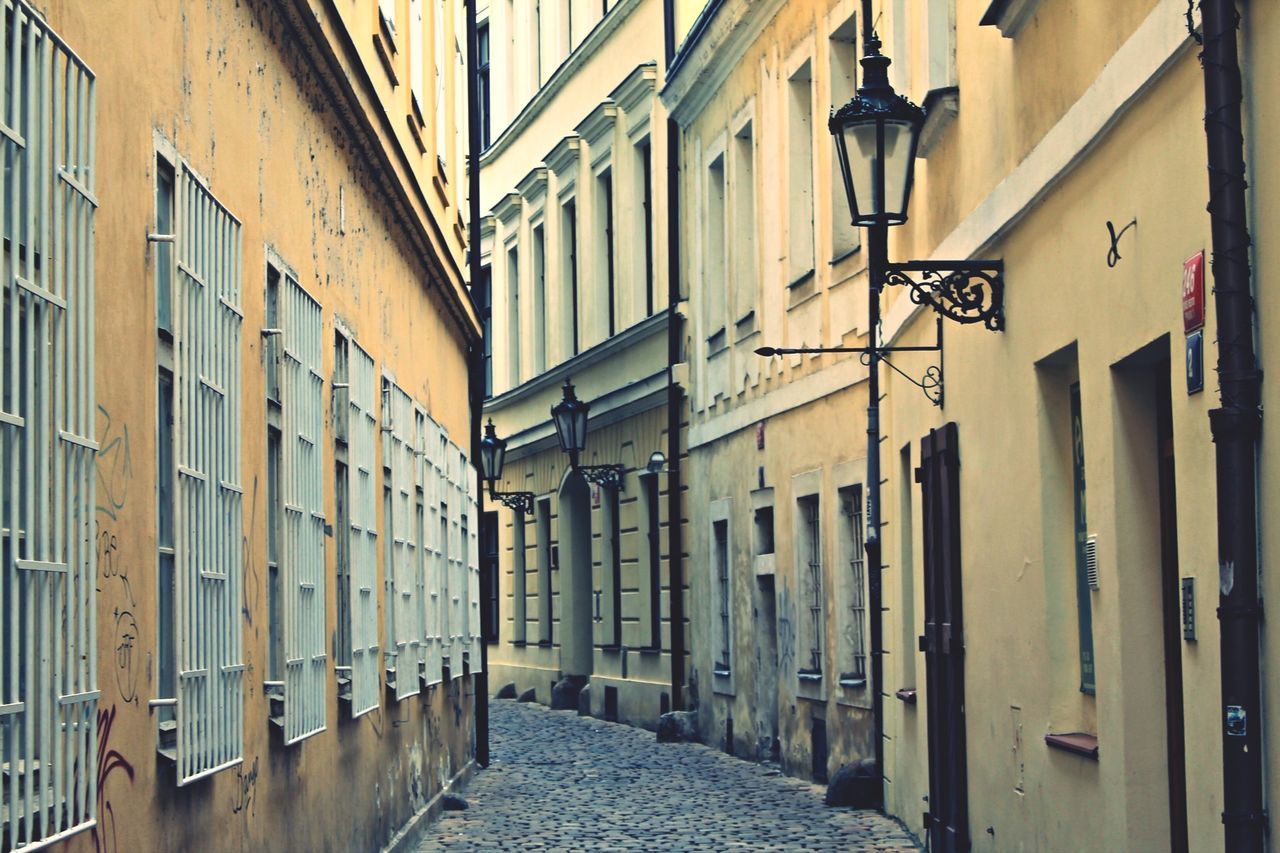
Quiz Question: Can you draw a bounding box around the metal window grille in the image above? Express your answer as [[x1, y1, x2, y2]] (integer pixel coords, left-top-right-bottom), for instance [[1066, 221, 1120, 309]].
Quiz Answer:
[[802, 497, 824, 676], [466, 468, 481, 662], [843, 486, 867, 684], [173, 164, 245, 784], [1, 5, 98, 847], [420, 417, 443, 686], [345, 341, 380, 715], [714, 521, 729, 673], [383, 378, 422, 700], [447, 445, 466, 671], [278, 276, 326, 744]]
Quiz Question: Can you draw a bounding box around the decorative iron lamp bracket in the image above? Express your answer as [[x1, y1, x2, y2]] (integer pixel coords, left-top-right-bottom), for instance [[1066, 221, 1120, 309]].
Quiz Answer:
[[490, 488, 535, 515], [884, 259, 1006, 332], [578, 464, 626, 490]]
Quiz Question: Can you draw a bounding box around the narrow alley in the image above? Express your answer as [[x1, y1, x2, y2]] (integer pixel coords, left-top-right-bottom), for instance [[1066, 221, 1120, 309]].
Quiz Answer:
[[412, 701, 918, 851]]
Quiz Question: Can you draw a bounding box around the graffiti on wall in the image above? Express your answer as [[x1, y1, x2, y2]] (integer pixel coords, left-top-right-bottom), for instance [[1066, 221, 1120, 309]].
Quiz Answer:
[[777, 584, 797, 678], [93, 705, 136, 853]]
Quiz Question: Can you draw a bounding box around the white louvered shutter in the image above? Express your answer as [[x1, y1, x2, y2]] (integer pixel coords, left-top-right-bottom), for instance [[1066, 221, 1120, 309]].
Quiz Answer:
[[1, 6, 98, 847], [347, 343, 380, 716], [281, 278, 325, 744], [174, 166, 245, 785]]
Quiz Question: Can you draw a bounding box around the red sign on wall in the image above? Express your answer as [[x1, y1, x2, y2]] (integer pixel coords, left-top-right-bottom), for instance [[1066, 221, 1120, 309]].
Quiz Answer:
[[1183, 251, 1206, 332]]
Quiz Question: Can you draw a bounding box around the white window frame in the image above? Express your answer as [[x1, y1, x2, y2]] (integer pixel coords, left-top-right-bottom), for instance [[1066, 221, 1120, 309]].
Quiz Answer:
[[383, 376, 424, 700], [834, 456, 870, 706], [709, 498, 733, 696], [786, 53, 816, 285], [171, 162, 246, 784], [270, 269, 327, 744], [2, 6, 100, 844]]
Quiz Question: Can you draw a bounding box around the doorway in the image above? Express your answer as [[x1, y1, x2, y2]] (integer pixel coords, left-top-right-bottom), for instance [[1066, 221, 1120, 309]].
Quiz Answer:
[[919, 422, 968, 853], [558, 469, 593, 677], [754, 575, 780, 762]]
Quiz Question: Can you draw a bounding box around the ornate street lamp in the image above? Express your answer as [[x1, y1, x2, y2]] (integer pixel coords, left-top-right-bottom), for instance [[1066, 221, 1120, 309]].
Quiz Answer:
[[756, 11, 1005, 827], [479, 419, 534, 514], [550, 379, 625, 489]]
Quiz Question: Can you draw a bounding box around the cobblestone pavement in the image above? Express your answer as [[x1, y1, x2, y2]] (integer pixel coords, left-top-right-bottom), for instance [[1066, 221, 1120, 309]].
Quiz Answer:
[[413, 699, 919, 851]]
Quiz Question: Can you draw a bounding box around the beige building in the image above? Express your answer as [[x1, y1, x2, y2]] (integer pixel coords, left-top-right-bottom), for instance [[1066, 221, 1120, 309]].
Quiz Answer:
[[477, 0, 703, 727], [669, 0, 1280, 851], [662, 0, 879, 778], [1, 1, 481, 851]]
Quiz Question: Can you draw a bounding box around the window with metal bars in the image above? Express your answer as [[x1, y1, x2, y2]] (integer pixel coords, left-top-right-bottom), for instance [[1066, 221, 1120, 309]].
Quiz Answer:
[[839, 485, 867, 687], [798, 495, 824, 679], [713, 520, 731, 675], [159, 159, 247, 783], [265, 268, 327, 745], [421, 416, 445, 686], [599, 487, 622, 649], [383, 377, 423, 700], [1, 5, 98, 845]]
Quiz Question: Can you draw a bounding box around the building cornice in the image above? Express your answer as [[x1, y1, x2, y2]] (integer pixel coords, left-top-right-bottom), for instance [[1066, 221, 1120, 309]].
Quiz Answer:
[[544, 134, 582, 175], [479, 214, 496, 240], [515, 166, 549, 203], [659, 0, 787, 128], [611, 62, 658, 115], [491, 192, 523, 227], [274, 0, 480, 343], [483, 308, 670, 414], [575, 101, 619, 147], [478, 0, 646, 167]]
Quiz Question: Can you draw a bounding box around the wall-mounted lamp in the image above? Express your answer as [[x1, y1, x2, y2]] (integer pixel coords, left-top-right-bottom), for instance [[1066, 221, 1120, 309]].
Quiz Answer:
[[479, 419, 534, 514], [550, 378, 626, 490]]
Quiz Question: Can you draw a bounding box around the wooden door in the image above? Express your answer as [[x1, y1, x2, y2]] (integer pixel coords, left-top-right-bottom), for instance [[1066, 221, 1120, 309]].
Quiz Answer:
[[917, 423, 969, 852]]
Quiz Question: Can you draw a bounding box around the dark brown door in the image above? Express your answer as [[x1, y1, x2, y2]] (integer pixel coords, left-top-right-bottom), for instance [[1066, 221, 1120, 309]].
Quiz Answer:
[[1156, 361, 1190, 853], [917, 423, 969, 853]]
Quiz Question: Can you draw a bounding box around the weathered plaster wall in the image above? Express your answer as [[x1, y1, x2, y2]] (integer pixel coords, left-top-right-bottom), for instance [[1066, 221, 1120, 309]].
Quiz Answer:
[[39, 1, 477, 851]]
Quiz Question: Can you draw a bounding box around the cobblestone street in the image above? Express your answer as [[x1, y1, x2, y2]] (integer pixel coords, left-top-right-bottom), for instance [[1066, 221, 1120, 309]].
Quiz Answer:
[[413, 700, 919, 851]]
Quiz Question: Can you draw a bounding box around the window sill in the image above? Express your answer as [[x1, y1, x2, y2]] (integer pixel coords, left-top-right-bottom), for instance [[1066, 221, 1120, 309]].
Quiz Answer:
[[838, 676, 867, 690], [637, 645, 662, 656], [895, 687, 917, 705], [1045, 732, 1099, 760], [598, 644, 622, 654], [706, 327, 727, 355], [713, 666, 731, 679], [371, 32, 399, 87], [511, 639, 527, 647], [787, 267, 815, 290], [797, 670, 823, 683], [537, 640, 552, 648], [829, 246, 861, 266]]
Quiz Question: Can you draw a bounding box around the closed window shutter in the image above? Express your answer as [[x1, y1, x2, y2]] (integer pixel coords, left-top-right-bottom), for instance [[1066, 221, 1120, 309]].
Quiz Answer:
[[385, 381, 423, 700], [1, 5, 99, 846], [174, 165, 245, 785], [421, 419, 445, 686]]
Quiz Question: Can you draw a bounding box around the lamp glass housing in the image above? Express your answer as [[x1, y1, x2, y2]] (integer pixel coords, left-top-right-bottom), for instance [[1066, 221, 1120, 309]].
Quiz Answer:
[[551, 380, 589, 456], [479, 420, 506, 484], [831, 90, 924, 228]]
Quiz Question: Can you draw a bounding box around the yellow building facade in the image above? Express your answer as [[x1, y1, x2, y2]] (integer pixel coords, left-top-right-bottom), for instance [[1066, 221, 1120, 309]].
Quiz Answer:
[[668, 0, 1280, 851], [1, 1, 480, 851], [478, 0, 693, 728]]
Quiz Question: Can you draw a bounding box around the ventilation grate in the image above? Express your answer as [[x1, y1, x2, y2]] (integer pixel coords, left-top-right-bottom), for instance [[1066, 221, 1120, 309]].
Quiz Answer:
[[1084, 535, 1100, 590]]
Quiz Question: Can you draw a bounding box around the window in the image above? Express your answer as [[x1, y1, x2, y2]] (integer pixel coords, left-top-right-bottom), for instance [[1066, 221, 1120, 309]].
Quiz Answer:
[[599, 488, 622, 648], [754, 506, 775, 556], [156, 157, 176, 332], [637, 138, 654, 316], [531, 224, 547, 373], [1, 14, 99, 835], [536, 498, 553, 644], [704, 152, 727, 345], [379, 0, 397, 38], [787, 62, 815, 282], [168, 164, 246, 783], [798, 495, 824, 678], [410, 0, 426, 115], [731, 124, 756, 325], [476, 266, 493, 397], [899, 444, 916, 690], [265, 266, 327, 744], [336, 336, 380, 715], [839, 485, 867, 687], [595, 167, 616, 337], [641, 474, 662, 650], [511, 512, 528, 643], [713, 520, 731, 675], [483, 511, 499, 643], [434, 0, 448, 166], [892, 0, 913, 97], [1070, 383, 1096, 694], [384, 378, 424, 699], [535, 0, 543, 82], [422, 420, 445, 685], [506, 244, 520, 386], [477, 22, 491, 147], [829, 18, 859, 258], [561, 198, 580, 356]]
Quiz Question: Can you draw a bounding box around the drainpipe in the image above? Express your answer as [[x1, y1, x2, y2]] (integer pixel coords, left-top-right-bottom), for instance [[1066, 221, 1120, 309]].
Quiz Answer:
[[1199, 1, 1262, 847], [663, 0, 686, 712], [465, 0, 490, 768]]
